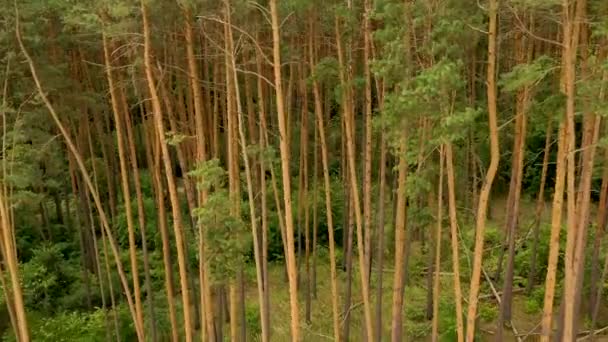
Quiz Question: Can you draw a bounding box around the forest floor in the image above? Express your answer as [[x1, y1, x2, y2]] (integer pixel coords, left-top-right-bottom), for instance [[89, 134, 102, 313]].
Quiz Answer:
[[243, 197, 608, 341]]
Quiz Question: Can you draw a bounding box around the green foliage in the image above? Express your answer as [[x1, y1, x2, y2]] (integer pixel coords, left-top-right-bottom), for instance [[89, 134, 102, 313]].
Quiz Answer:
[[191, 159, 249, 283], [402, 285, 432, 338], [20, 243, 93, 314], [165, 131, 188, 146], [499, 56, 556, 93], [478, 302, 498, 323]]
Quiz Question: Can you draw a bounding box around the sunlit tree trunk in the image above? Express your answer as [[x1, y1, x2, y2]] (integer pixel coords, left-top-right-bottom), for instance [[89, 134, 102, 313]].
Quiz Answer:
[[140, 2, 193, 339], [224, 1, 269, 339], [445, 142, 464, 342], [310, 20, 340, 339], [540, 123, 567, 341], [255, 45, 273, 336], [101, 30, 145, 339], [269, 1, 301, 339], [391, 136, 408, 342], [465, 0, 500, 338], [0, 188, 28, 342], [431, 146, 444, 342], [335, 11, 375, 340]]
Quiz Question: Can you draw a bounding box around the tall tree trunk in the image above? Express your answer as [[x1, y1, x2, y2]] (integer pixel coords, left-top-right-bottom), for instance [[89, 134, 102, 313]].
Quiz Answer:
[[526, 121, 552, 294], [121, 82, 158, 341], [335, 12, 375, 340], [465, 0, 500, 338], [363, 0, 374, 286], [309, 23, 341, 340], [0, 189, 28, 342], [269, 1, 301, 339], [540, 124, 568, 341], [375, 109, 387, 342], [224, 2, 269, 338], [590, 123, 608, 318], [431, 146, 445, 342], [142, 93, 180, 342], [391, 136, 408, 342], [446, 142, 465, 342], [256, 45, 272, 338], [497, 30, 530, 340], [140, 2, 193, 340], [101, 30, 145, 339], [562, 0, 591, 339]]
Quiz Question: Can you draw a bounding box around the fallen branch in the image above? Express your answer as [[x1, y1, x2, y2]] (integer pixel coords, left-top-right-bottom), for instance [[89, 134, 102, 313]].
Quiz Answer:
[[577, 325, 608, 341], [340, 301, 363, 325], [482, 267, 523, 342]]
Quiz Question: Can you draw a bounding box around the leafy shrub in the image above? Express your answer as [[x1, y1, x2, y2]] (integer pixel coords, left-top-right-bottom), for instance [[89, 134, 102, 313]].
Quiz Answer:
[[479, 302, 498, 322]]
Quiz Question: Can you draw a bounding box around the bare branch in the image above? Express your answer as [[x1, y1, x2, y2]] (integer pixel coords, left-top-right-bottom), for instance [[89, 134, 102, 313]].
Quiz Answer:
[[198, 15, 273, 66]]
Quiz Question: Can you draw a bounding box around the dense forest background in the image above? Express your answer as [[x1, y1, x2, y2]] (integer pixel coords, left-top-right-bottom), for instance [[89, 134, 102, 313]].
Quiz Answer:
[[1, 0, 608, 340]]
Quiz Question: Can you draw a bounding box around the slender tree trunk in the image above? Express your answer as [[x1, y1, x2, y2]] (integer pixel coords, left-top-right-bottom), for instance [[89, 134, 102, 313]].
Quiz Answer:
[[269, 1, 301, 339], [0, 190, 28, 342], [431, 146, 445, 342], [121, 83, 158, 342], [375, 113, 387, 342], [343, 191, 355, 341], [589, 124, 608, 322], [335, 12, 375, 340], [100, 214, 121, 342], [465, 0, 500, 338], [497, 32, 530, 341], [446, 142, 465, 342], [540, 124, 567, 341], [563, 0, 590, 338], [256, 45, 272, 338], [140, 3, 193, 340], [309, 27, 341, 341], [142, 93, 181, 342], [527, 121, 552, 294], [390, 134, 409, 342], [101, 30, 146, 339], [223, 3, 269, 338], [363, 0, 374, 286]]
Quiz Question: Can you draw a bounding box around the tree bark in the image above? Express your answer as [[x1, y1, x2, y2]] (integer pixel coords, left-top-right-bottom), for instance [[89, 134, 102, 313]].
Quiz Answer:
[[465, 0, 500, 338], [140, 2, 193, 340], [269, 1, 301, 339]]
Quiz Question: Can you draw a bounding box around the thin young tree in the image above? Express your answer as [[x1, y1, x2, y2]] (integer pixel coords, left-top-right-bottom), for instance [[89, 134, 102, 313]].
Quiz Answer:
[[465, 0, 500, 338], [224, 1, 269, 339], [269, 1, 301, 339], [140, 1, 193, 339], [335, 9, 375, 340], [431, 146, 444, 342], [310, 17, 341, 339], [445, 141, 464, 342], [526, 121, 552, 294], [101, 28, 146, 338]]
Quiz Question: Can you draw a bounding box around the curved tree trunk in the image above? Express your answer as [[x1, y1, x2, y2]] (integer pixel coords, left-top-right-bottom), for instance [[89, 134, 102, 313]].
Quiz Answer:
[[465, 0, 500, 338]]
